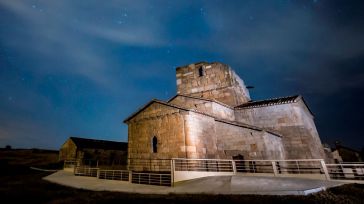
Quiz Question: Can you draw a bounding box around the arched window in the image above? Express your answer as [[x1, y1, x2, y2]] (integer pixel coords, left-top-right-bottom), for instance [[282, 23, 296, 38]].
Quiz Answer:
[[198, 67, 204, 77], [152, 136, 158, 153]]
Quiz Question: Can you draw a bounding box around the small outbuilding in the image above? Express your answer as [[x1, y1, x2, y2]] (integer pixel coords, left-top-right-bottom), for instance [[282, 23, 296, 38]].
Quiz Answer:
[[59, 136, 128, 168], [332, 142, 363, 163]]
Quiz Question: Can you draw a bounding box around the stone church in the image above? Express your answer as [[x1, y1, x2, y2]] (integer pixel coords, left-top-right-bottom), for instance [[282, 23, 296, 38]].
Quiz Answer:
[[124, 62, 326, 170]]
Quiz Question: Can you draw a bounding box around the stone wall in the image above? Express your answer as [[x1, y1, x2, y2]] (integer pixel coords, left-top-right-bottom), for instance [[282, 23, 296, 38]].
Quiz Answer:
[[215, 121, 285, 160], [59, 138, 127, 167], [235, 99, 325, 160], [77, 148, 127, 167], [126, 102, 188, 171], [169, 95, 235, 121], [176, 62, 250, 106], [59, 139, 77, 161], [183, 112, 220, 159]]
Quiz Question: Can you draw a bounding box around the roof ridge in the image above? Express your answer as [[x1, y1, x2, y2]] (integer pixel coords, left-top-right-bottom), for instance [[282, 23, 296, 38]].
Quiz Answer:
[[214, 118, 282, 137], [124, 98, 282, 137], [167, 94, 233, 109], [69, 137, 127, 150], [70, 136, 127, 144]]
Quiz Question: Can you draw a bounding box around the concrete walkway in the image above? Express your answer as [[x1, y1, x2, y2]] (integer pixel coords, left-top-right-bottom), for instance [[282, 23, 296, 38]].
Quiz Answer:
[[44, 171, 345, 195]]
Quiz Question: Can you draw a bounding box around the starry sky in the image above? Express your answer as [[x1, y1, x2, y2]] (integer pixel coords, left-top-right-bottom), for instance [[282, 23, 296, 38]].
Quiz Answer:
[[0, 0, 363, 150]]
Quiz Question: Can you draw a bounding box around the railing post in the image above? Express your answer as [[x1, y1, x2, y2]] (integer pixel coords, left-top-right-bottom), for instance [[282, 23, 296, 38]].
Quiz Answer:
[[232, 160, 237, 174], [170, 159, 175, 186], [97, 169, 100, 179], [296, 161, 300, 174], [320, 160, 330, 180], [129, 171, 132, 183], [272, 161, 278, 176]]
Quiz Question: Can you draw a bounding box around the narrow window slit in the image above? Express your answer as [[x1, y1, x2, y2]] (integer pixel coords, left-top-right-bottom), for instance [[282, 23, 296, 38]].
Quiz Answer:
[[198, 67, 204, 77], [152, 136, 158, 153]]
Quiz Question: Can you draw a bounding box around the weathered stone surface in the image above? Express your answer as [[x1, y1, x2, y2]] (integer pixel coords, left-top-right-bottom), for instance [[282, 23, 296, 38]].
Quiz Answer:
[[215, 121, 285, 160], [176, 62, 251, 106], [235, 99, 326, 160], [169, 95, 235, 121]]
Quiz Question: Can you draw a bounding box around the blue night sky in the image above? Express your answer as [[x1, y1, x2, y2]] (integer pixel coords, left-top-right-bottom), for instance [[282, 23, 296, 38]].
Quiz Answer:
[[0, 0, 363, 150]]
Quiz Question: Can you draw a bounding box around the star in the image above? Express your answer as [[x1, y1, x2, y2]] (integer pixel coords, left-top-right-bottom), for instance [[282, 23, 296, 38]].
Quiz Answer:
[[200, 7, 206, 16]]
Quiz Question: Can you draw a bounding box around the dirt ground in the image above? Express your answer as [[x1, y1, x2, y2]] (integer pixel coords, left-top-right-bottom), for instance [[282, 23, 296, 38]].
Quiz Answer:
[[0, 149, 363, 204]]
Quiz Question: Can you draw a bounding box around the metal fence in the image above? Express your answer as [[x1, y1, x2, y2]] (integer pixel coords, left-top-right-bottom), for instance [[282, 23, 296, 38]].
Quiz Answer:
[[72, 165, 171, 186], [74, 166, 99, 177], [326, 163, 364, 180], [128, 159, 171, 172], [172, 158, 330, 181], [131, 172, 171, 186], [98, 170, 130, 181], [67, 159, 364, 186], [173, 158, 325, 175], [234, 159, 324, 174], [174, 158, 234, 172]]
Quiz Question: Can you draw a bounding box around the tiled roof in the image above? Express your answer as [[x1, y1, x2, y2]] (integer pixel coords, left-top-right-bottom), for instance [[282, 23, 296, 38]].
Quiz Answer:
[[235, 95, 300, 109], [69, 137, 127, 150]]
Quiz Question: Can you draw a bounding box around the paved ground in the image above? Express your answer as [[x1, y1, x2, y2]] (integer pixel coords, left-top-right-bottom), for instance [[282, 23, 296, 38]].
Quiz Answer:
[[44, 171, 346, 195]]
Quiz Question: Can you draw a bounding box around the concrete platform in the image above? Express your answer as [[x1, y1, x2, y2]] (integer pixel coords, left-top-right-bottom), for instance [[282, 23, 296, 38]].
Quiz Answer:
[[44, 171, 345, 195]]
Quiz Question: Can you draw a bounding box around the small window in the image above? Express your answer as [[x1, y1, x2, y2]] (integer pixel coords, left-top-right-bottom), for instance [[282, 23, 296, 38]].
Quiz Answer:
[[198, 67, 204, 77], [152, 136, 158, 153]]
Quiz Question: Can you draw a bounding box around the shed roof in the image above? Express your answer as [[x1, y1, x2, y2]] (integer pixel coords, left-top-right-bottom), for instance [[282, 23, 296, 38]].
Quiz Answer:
[[69, 137, 127, 150], [235, 95, 300, 109], [235, 95, 314, 116]]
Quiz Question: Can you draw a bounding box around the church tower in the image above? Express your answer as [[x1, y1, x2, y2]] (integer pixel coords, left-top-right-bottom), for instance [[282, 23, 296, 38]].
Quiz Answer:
[[175, 62, 251, 106]]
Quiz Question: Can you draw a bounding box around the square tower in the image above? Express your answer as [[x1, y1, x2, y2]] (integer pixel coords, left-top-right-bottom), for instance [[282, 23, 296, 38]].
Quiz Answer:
[[176, 62, 251, 106]]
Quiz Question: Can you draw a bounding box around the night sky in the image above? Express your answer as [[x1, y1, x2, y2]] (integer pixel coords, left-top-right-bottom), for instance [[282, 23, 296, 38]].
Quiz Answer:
[[0, 0, 363, 150]]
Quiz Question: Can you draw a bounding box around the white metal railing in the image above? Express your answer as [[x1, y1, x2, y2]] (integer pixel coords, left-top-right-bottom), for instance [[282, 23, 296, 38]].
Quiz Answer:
[[173, 158, 234, 172], [71, 159, 364, 186], [73, 165, 172, 186], [74, 166, 99, 177], [131, 172, 171, 186], [326, 163, 364, 180], [172, 158, 329, 181], [234, 159, 324, 174], [128, 159, 171, 172], [98, 170, 130, 181]]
